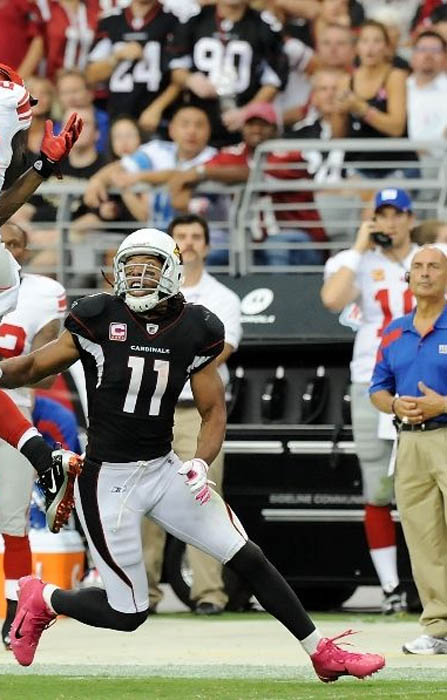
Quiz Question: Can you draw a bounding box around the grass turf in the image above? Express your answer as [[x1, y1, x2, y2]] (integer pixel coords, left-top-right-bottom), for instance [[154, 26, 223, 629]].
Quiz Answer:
[[1, 677, 447, 700]]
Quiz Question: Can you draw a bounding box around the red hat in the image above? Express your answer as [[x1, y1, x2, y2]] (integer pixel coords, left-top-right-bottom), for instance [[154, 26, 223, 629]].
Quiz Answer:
[[242, 102, 278, 125]]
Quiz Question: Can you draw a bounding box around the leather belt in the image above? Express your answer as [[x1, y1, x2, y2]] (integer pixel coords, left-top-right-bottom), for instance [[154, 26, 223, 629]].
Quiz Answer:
[[400, 421, 447, 432]]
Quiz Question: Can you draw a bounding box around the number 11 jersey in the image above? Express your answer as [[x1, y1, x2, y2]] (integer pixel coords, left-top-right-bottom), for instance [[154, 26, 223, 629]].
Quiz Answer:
[[65, 293, 224, 463]]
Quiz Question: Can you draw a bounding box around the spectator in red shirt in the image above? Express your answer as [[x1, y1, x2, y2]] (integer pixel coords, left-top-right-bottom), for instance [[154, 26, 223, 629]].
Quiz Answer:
[[169, 102, 327, 266], [36, 0, 98, 81], [0, 0, 44, 79]]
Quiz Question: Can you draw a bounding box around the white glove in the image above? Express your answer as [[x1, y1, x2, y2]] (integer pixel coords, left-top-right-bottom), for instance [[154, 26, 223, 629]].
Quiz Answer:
[[178, 458, 215, 505]]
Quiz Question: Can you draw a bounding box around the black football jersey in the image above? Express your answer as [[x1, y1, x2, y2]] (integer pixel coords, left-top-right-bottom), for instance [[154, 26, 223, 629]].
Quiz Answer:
[[88, 4, 178, 118], [65, 294, 224, 463], [167, 6, 288, 145]]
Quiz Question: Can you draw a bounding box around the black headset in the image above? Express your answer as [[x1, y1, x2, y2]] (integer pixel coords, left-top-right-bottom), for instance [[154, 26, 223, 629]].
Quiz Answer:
[[405, 270, 411, 283]]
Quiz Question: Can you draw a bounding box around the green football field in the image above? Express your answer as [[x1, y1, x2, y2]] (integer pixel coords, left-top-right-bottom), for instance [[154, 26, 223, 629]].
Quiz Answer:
[[1, 677, 447, 700]]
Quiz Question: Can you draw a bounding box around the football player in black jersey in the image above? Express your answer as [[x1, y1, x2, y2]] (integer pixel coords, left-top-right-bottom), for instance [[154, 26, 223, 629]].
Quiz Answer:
[[167, 0, 289, 146], [0, 228, 385, 682]]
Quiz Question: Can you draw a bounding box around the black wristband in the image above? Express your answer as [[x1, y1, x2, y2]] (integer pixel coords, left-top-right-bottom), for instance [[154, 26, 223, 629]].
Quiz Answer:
[[32, 153, 57, 179]]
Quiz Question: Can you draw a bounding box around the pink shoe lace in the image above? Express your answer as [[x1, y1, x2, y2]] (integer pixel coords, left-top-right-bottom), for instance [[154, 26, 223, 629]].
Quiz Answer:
[[312, 628, 385, 683], [326, 628, 358, 647]]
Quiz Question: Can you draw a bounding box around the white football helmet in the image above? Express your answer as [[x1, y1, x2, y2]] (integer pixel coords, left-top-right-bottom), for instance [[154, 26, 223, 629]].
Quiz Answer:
[[114, 228, 183, 313]]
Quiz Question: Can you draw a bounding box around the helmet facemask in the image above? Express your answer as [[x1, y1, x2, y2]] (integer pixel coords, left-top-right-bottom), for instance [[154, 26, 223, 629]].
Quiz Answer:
[[114, 244, 183, 313]]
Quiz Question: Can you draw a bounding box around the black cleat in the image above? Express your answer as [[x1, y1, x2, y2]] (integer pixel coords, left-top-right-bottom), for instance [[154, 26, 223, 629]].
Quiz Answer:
[[38, 450, 83, 533], [382, 584, 407, 615], [2, 599, 17, 651]]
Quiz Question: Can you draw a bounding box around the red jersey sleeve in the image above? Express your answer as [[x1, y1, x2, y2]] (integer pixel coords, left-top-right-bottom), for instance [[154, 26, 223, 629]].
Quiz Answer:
[[205, 144, 249, 168]]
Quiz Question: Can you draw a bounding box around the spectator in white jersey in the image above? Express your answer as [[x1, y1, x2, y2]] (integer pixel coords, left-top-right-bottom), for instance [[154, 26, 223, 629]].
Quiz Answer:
[[406, 31, 447, 145], [83, 105, 216, 228], [321, 187, 419, 614], [142, 213, 242, 614]]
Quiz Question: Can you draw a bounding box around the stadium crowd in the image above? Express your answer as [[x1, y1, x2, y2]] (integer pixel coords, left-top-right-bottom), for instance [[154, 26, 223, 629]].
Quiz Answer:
[[1, 0, 447, 275]]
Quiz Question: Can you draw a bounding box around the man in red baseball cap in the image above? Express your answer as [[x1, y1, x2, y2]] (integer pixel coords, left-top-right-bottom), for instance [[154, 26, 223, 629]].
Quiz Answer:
[[168, 101, 326, 265]]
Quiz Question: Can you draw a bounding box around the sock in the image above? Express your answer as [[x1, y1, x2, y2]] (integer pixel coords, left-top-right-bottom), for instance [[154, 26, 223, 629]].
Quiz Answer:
[[51, 587, 148, 632], [364, 504, 398, 591], [42, 584, 59, 614], [226, 541, 316, 641], [0, 391, 38, 448], [364, 504, 396, 549], [3, 535, 32, 598], [20, 435, 53, 476], [370, 546, 399, 592], [301, 629, 323, 656]]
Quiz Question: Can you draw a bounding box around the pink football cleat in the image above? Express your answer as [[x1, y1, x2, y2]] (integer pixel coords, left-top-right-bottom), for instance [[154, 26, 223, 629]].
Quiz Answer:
[[10, 576, 56, 666], [311, 629, 385, 683]]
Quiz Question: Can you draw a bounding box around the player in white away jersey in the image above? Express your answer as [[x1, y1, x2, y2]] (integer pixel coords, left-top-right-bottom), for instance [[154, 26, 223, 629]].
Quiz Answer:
[[0, 67, 83, 649], [0, 222, 69, 648], [0, 62, 83, 227], [321, 188, 419, 615]]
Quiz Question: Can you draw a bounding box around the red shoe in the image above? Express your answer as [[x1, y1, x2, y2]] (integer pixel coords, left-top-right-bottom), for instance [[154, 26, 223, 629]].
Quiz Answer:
[[10, 576, 56, 666], [311, 629, 385, 683]]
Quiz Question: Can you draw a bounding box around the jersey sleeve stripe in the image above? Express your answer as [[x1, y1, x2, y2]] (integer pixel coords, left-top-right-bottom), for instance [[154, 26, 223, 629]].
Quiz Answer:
[[199, 337, 224, 354]]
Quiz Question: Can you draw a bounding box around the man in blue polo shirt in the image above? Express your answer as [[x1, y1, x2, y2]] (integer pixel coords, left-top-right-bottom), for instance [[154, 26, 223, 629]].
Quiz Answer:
[[370, 244, 447, 655]]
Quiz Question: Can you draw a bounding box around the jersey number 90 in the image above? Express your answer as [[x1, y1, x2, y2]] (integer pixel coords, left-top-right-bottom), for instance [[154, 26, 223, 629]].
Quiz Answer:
[[193, 37, 253, 94]]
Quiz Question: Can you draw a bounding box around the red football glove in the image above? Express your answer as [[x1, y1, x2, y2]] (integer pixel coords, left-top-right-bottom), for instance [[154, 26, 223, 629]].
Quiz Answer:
[[33, 112, 84, 179]]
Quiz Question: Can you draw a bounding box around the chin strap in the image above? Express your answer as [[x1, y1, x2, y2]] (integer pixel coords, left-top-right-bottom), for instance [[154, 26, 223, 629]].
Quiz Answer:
[[100, 269, 114, 288]]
